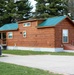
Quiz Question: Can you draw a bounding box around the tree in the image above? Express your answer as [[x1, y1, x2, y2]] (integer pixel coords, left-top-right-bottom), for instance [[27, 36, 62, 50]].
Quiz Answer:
[[0, 0, 6, 25], [65, 0, 74, 19], [34, 0, 67, 18], [0, 0, 32, 25], [16, 0, 32, 20], [3, 0, 16, 23]]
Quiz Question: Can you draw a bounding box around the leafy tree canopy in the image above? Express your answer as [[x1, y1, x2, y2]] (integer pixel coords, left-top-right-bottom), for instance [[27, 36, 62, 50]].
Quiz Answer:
[[34, 0, 68, 18], [0, 0, 32, 26], [65, 0, 74, 19]]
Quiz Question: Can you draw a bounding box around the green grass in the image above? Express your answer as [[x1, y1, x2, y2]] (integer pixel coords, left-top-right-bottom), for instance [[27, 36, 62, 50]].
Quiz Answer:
[[3, 50, 50, 55], [2, 50, 74, 56], [0, 62, 62, 75]]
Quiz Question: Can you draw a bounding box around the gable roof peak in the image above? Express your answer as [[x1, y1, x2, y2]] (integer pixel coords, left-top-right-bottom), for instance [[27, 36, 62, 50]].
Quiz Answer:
[[37, 16, 68, 28]]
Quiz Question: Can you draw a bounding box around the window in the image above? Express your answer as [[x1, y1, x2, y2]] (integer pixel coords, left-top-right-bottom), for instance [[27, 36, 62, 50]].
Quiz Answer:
[[8, 32, 13, 39], [24, 22, 30, 27], [23, 31, 26, 37], [62, 29, 68, 43]]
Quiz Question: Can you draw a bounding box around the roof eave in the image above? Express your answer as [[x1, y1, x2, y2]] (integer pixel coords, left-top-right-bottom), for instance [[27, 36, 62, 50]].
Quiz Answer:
[[0, 28, 18, 32], [55, 16, 74, 26], [36, 26, 55, 28], [18, 19, 45, 23], [67, 16, 74, 24]]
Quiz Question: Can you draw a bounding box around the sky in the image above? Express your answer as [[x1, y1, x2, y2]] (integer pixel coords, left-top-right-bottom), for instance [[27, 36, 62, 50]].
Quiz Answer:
[[29, 0, 37, 12]]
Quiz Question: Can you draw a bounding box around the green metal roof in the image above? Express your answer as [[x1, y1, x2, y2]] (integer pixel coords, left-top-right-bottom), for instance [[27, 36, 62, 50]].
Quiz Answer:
[[38, 16, 67, 28], [0, 23, 18, 31]]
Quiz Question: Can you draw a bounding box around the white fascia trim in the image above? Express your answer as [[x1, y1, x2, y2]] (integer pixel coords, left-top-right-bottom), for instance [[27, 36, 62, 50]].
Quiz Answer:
[[7, 46, 64, 52]]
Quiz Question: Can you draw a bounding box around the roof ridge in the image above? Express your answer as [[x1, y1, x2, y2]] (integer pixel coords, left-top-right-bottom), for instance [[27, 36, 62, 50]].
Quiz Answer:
[[48, 15, 67, 19]]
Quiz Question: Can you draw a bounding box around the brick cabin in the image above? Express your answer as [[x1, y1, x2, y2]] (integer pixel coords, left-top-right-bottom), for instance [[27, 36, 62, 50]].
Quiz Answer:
[[0, 16, 74, 52]]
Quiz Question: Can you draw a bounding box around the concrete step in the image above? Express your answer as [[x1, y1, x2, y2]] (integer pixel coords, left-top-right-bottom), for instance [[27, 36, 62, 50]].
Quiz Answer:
[[63, 44, 74, 50]]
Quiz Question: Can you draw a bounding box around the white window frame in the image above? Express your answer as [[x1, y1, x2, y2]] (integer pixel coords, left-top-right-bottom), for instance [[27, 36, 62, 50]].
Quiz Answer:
[[23, 31, 26, 37], [8, 32, 13, 39], [23, 22, 30, 27], [62, 29, 69, 43]]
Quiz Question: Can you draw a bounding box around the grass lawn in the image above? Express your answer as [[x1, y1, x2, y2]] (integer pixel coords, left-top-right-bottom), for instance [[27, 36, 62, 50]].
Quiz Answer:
[[0, 62, 62, 75], [2, 50, 74, 56], [3, 50, 50, 55]]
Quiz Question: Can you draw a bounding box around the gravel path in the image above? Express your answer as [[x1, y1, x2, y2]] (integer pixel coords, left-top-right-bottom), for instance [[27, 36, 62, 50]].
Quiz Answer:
[[0, 54, 74, 75]]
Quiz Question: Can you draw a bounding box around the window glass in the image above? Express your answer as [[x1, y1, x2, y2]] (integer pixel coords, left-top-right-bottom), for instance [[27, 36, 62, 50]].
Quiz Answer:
[[24, 22, 30, 27], [23, 31, 26, 37], [8, 32, 13, 38], [62, 29, 68, 43]]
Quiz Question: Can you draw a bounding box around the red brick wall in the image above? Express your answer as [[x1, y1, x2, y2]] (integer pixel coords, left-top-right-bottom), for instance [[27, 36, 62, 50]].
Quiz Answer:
[[6, 20, 55, 48], [55, 18, 74, 48]]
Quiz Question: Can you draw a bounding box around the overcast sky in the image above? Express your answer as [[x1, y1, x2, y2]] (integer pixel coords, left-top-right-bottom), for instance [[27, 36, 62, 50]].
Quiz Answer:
[[29, 0, 37, 12]]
